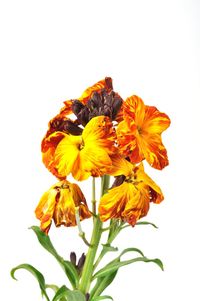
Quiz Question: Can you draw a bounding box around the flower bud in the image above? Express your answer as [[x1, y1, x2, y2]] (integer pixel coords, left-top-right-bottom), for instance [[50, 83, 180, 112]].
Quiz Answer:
[[70, 252, 77, 266]]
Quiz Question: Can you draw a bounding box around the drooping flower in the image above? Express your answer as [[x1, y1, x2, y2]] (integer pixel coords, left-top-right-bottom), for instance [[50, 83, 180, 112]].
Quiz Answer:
[[35, 180, 91, 234], [117, 95, 170, 170], [99, 163, 164, 226], [42, 116, 117, 181]]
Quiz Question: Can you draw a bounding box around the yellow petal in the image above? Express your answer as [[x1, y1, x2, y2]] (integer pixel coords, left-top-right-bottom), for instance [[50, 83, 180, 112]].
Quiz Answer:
[[55, 134, 81, 177]]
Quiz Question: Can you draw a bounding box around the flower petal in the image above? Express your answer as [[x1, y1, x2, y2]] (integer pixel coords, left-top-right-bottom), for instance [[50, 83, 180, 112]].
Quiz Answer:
[[42, 132, 66, 179], [99, 182, 130, 222], [79, 77, 113, 104], [123, 95, 146, 126], [35, 189, 57, 234], [136, 163, 164, 203], [55, 134, 81, 177], [82, 116, 116, 154], [108, 154, 133, 177], [139, 133, 169, 169], [143, 105, 171, 134]]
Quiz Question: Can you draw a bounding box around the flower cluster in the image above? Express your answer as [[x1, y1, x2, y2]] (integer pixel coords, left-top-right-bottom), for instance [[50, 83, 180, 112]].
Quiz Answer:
[[35, 77, 170, 233]]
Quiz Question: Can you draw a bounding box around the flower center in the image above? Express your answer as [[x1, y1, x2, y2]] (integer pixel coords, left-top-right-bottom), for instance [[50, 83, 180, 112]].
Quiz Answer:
[[79, 137, 85, 150]]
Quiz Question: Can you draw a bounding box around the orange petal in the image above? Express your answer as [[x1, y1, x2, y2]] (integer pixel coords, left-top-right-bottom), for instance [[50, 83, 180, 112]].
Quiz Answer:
[[42, 132, 66, 179], [35, 180, 91, 233], [139, 133, 169, 170], [35, 188, 57, 234], [143, 105, 171, 134], [136, 163, 164, 203], [108, 154, 133, 177], [61, 100, 73, 116], [54, 181, 91, 227], [123, 95, 146, 126], [99, 182, 130, 222], [79, 77, 113, 104]]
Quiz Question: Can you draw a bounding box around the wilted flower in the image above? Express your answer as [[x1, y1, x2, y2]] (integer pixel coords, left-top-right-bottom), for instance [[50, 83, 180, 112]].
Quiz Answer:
[[99, 163, 164, 226], [35, 180, 91, 234]]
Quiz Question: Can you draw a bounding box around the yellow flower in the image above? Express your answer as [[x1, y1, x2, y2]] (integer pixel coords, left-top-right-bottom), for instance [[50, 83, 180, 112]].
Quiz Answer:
[[117, 95, 170, 170], [42, 116, 117, 181], [35, 180, 91, 234], [99, 163, 164, 226]]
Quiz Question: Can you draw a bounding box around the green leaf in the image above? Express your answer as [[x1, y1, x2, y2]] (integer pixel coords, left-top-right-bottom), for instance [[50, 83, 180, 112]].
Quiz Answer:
[[93, 257, 164, 279], [117, 247, 145, 258], [11, 263, 50, 301], [65, 290, 86, 301], [46, 284, 59, 293], [91, 248, 145, 297], [92, 296, 113, 300], [31, 226, 79, 289], [90, 270, 118, 299], [52, 287, 86, 301], [136, 221, 158, 229], [101, 244, 118, 252], [52, 285, 69, 301]]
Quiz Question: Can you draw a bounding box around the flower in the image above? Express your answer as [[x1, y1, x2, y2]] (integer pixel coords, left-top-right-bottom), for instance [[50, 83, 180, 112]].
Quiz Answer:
[[42, 116, 117, 181], [99, 163, 164, 226], [117, 95, 171, 170], [35, 180, 91, 234]]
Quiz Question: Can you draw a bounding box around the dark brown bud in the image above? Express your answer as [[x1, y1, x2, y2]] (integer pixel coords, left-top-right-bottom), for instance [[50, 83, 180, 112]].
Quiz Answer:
[[50, 116, 82, 135], [85, 293, 90, 301], [63, 120, 83, 135], [70, 252, 77, 266], [77, 253, 86, 273], [105, 77, 113, 90], [71, 78, 123, 127], [112, 175, 126, 188], [72, 100, 90, 126], [72, 100, 85, 116]]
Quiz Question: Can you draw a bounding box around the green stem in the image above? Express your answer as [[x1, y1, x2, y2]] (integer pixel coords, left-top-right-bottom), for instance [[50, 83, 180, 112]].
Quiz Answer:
[[79, 175, 110, 295], [93, 220, 123, 271], [92, 177, 96, 215], [75, 207, 91, 247]]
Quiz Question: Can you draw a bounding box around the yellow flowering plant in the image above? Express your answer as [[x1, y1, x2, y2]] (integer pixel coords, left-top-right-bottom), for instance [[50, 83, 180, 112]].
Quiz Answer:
[[11, 77, 170, 301]]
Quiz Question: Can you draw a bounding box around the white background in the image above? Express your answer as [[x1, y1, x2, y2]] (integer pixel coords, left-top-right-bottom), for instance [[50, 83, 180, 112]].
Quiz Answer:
[[1, 0, 200, 300]]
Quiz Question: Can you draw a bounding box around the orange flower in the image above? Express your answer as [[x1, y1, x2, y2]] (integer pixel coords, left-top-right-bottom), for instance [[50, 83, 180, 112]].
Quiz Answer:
[[117, 95, 170, 170], [35, 180, 91, 234], [42, 116, 117, 181], [99, 163, 164, 226]]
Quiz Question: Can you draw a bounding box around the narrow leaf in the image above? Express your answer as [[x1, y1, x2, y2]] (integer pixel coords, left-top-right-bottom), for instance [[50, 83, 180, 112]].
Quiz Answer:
[[46, 284, 59, 293], [136, 221, 158, 229], [93, 257, 164, 279], [90, 270, 118, 299], [118, 247, 145, 258], [31, 226, 79, 288], [11, 263, 50, 301], [92, 296, 113, 301]]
